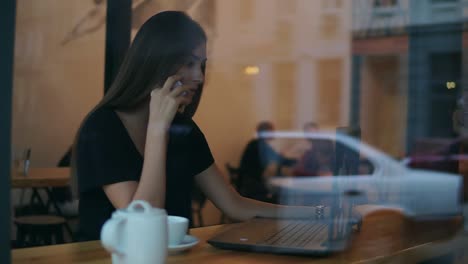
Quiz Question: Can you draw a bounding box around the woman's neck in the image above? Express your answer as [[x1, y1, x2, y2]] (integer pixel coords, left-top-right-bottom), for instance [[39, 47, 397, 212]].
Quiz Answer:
[[119, 101, 149, 123], [115, 102, 150, 156]]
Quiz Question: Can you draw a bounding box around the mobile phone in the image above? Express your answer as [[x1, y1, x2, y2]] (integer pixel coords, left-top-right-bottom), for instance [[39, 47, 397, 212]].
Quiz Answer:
[[172, 80, 183, 91], [174, 80, 189, 97]]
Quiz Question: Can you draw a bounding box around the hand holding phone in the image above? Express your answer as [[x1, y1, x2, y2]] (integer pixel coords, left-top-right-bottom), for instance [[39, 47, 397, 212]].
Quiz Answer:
[[149, 75, 190, 130]]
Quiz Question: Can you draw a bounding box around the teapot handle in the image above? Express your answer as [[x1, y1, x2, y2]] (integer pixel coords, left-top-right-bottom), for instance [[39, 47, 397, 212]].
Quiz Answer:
[[127, 200, 153, 213], [101, 215, 126, 256]]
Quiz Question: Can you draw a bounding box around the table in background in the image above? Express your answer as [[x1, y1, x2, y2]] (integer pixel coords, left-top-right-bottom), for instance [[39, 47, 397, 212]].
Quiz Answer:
[[11, 167, 70, 188], [11, 167, 72, 236], [12, 167, 71, 211], [12, 216, 468, 264]]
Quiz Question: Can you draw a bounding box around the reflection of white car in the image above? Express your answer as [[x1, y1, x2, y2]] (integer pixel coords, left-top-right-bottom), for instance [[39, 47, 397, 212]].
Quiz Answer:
[[266, 131, 463, 219]]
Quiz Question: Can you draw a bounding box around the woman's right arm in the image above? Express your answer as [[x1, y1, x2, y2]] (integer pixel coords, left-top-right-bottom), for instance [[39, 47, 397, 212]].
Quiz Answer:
[[103, 75, 193, 209]]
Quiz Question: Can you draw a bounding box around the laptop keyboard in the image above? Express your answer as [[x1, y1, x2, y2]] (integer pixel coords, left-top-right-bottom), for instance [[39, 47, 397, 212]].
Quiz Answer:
[[259, 221, 328, 248]]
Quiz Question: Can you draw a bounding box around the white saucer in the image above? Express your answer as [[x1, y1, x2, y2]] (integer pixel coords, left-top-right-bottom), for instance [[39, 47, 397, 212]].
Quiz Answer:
[[168, 235, 199, 254]]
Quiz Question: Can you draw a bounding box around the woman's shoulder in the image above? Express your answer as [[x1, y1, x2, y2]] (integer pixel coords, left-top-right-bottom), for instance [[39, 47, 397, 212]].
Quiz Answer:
[[87, 107, 117, 122], [80, 107, 120, 133]]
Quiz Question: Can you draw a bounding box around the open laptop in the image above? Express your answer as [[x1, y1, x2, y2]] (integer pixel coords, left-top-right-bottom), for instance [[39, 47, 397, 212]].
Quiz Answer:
[[207, 206, 361, 256], [208, 129, 364, 255]]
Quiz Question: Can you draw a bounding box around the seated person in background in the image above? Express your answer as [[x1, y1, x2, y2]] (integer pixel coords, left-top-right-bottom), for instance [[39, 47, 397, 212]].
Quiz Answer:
[[281, 122, 320, 162], [303, 122, 320, 133], [292, 139, 335, 177], [238, 121, 294, 202]]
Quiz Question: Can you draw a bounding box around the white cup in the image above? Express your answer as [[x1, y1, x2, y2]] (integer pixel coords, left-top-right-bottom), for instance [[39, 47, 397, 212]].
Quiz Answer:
[[168, 215, 189, 246], [101, 200, 168, 264]]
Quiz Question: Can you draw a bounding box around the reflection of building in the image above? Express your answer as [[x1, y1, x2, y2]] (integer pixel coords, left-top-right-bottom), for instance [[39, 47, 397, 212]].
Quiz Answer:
[[64, 0, 217, 44], [351, 0, 467, 156], [131, 0, 216, 37], [211, 0, 352, 130], [65, 0, 352, 134]]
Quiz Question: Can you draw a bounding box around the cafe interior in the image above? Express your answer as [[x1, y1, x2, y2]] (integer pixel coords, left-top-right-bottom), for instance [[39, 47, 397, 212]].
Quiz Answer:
[[3, 0, 468, 263]]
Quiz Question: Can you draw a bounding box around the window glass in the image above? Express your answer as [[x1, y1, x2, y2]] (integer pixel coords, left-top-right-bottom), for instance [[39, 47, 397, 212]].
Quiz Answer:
[[7, 1, 468, 259]]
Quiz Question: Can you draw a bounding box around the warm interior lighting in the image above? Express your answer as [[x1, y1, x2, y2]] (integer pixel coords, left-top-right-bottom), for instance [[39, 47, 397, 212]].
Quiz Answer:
[[244, 66, 260, 75], [446, 81, 456, 89]]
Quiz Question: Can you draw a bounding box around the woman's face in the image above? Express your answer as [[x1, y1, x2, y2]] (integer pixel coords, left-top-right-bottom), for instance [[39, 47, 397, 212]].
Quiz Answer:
[[174, 43, 207, 106]]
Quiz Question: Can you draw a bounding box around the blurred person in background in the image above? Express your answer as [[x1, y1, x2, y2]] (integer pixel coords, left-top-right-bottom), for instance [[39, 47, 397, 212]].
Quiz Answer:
[[238, 121, 288, 202]]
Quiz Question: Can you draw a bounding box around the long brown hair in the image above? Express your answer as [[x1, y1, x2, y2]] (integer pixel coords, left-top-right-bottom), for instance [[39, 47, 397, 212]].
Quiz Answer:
[[100, 10, 207, 113], [71, 11, 207, 198]]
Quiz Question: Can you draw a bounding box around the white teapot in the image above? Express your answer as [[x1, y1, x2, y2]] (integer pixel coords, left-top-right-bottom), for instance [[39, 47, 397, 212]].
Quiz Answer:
[[101, 200, 168, 264]]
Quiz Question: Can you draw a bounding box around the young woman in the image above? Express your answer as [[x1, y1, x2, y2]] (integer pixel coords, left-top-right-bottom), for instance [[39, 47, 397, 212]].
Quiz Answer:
[[75, 11, 317, 241]]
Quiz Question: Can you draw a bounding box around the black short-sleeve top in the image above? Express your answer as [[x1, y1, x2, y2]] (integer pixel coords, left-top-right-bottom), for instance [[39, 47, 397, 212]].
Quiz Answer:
[[76, 107, 214, 240]]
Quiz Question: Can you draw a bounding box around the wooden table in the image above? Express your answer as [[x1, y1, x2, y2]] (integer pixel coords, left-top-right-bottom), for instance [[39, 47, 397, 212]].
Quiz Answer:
[[11, 167, 71, 212], [11, 167, 70, 188], [11, 167, 73, 237], [12, 214, 468, 264]]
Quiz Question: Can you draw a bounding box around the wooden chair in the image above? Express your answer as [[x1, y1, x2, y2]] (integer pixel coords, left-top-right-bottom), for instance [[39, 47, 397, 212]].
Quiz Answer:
[[335, 126, 361, 175], [225, 163, 242, 192], [51, 147, 78, 240], [191, 184, 207, 227], [220, 163, 242, 224], [14, 215, 66, 248]]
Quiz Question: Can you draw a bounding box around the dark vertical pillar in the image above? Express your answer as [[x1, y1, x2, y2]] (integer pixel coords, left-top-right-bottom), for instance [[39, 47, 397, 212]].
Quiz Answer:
[[0, 0, 16, 261], [463, 51, 468, 133], [406, 23, 462, 153], [104, 0, 132, 93], [407, 27, 427, 153], [350, 55, 362, 127]]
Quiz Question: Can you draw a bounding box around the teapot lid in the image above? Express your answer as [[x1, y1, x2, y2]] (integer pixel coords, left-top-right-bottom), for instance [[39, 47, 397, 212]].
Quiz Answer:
[[120, 200, 166, 216]]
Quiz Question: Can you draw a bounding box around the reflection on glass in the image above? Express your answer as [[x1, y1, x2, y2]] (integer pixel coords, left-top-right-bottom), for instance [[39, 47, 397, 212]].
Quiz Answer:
[[8, 0, 468, 262]]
